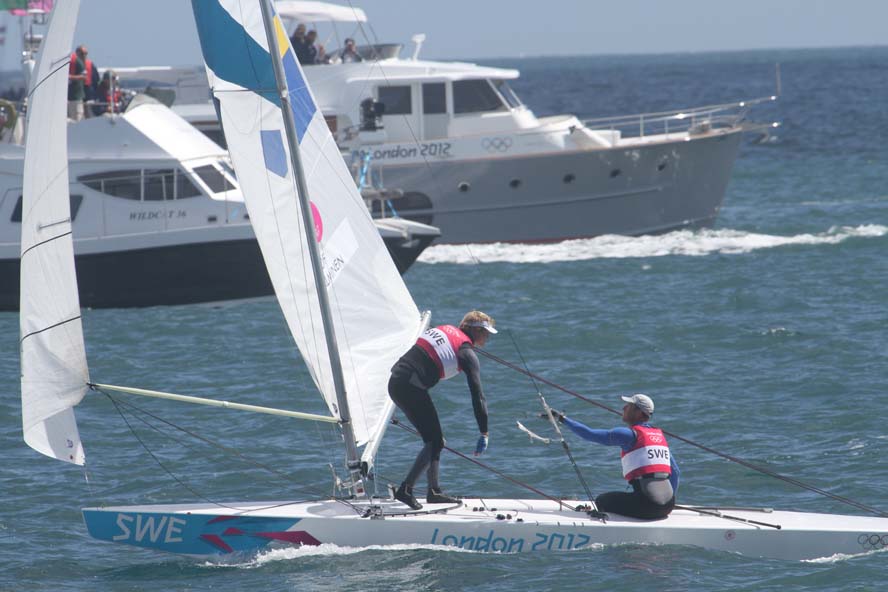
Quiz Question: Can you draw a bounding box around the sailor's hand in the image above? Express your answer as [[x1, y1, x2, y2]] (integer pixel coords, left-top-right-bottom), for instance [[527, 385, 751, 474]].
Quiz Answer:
[[474, 434, 488, 456], [539, 409, 565, 423]]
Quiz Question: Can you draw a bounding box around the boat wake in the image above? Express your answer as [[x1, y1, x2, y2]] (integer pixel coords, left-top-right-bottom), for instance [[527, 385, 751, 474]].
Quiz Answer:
[[205, 538, 609, 568], [417, 225, 888, 264], [203, 543, 481, 568], [803, 545, 888, 564]]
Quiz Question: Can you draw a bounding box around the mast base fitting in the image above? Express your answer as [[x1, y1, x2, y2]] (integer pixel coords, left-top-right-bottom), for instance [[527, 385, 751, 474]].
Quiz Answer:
[[586, 509, 608, 522], [362, 505, 385, 520]]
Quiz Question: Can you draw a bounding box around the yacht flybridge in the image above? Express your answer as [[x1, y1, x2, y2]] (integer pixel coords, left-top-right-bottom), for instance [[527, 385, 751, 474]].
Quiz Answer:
[[120, 0, 779, 244]]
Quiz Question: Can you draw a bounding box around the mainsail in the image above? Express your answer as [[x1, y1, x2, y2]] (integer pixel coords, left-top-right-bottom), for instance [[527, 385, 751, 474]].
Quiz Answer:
[[191, 0, 421, 446], [19, 0, 88, 465]]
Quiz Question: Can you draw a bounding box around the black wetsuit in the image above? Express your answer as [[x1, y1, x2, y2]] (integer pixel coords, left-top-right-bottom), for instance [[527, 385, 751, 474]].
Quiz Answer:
[[388, 342, 488, 490]]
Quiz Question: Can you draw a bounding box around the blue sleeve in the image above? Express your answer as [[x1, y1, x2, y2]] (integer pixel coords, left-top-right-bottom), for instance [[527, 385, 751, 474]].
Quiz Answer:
[[562, 417, 636, 450]]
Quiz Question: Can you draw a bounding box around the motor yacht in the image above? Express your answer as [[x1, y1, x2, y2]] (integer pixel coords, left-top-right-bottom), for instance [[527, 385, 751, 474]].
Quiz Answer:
[[117, 0, 777, 245]]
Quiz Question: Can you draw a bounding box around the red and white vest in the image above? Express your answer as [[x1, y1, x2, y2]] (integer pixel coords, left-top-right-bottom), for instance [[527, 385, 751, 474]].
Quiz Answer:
[[415, 325, 472, 380], [620, 425, 672, 481]]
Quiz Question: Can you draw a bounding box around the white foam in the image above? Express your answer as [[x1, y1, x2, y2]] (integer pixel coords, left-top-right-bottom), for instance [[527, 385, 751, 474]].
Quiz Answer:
[[200, 543, 480, 568], [417, 225, 888, 264], [255, 542, 479, 563], [803, 546, 887, 564]]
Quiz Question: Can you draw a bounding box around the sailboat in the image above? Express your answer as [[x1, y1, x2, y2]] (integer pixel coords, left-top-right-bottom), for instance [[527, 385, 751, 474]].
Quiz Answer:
[[21, 0, 888, 561]]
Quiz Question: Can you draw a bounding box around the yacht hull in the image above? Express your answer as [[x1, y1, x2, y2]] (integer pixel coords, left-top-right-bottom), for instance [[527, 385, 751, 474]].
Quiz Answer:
[[82, 497, 888, 560], [0, 227, 436, 310], [375, 130, 742, 244]]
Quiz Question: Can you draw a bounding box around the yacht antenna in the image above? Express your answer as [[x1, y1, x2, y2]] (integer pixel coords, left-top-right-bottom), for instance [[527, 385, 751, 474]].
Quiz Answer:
[[410, 33, 426, 61], [258, 0, 364, 495]]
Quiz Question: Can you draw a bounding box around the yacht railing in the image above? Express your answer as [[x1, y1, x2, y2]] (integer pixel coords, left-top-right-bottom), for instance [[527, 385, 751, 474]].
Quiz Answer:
[[582, 95, 778, 138]]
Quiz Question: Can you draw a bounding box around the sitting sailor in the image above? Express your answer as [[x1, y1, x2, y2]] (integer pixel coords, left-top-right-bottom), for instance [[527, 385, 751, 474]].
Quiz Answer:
[[552, 394, 679, 519], [388, 311, 496, 510]]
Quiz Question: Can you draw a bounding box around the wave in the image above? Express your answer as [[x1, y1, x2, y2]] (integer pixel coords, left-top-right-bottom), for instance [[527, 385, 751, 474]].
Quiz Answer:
[[417, 225, 888, 264], [201, 542, 480, 569], [803, 545, 888, 564]]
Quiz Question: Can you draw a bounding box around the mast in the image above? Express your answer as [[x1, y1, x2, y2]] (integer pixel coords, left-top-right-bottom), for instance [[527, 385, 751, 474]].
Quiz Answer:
[[257, 0, 363, 489]]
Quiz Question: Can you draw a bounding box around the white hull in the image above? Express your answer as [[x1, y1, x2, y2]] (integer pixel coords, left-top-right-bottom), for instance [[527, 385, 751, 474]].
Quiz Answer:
[[83, 497, 888, 560]]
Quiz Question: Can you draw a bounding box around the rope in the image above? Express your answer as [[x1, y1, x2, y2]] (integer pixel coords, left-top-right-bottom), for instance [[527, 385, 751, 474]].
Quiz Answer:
[[505, 330, 598, 509], [390, 418, 582, 512], [100, 390, 365, 516], [473, 347, 888, 518]]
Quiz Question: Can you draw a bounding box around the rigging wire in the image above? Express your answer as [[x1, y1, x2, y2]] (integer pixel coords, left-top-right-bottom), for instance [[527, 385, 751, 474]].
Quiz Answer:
[[472, 347, 888, 518], [106, 394, 242, 511], [99, 390, 365, 516], [504, 330, 600, 513], [390, 418, 586, 511]]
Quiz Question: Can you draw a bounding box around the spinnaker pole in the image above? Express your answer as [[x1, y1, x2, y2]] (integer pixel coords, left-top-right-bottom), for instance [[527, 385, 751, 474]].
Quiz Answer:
[[258, 0, 363, 491]]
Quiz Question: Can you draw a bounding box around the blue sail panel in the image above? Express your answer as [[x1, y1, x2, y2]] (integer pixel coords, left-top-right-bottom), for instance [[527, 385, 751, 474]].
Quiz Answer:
[[191, 0, 315, 140], [260, 130, 288, 177], [282, 49, 315, 143]]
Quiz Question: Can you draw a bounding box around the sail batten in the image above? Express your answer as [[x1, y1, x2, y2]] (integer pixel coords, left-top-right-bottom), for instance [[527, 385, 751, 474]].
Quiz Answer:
[[19, 1, 88, 466], [191, 0, 421, 448]]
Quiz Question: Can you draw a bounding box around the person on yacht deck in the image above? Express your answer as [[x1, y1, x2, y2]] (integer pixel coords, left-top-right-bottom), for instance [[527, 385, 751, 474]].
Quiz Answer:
[[289, 23, 308, 63], [549, 394, 680, 519], [67, 45, 87, 122], [388, 311, 497, 510], [339, 38, 363, 63], [302, 30, 325, 65]]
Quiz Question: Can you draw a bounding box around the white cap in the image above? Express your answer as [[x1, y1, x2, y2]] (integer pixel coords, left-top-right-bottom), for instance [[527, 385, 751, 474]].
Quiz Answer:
[[621, 394, 654, 415], [464, 320, 497, 334]]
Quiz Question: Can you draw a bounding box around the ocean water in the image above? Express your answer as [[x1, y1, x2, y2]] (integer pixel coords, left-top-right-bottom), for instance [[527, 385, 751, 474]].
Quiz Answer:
[[2, 47, 888, 591]]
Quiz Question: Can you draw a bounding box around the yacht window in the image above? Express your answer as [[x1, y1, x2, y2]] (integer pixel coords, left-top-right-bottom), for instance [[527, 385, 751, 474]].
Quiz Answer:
[[175, 170, 202, 199], [193, 164, 234, 194], [453, 79, 507, 114], [493, 79, 523, 109], [143, 169, 174, 201], [377, 85, 412, 115], [78, 169, 142, 200], [422, 83, 446, 114], [10, 194, 82, 223], [77, 169, 200, 200], [219, 160, 237, 181]]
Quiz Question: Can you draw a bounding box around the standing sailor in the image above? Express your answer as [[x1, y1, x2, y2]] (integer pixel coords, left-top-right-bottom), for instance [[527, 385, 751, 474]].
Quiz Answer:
[[389, 311, 497, 510], [551, 394, 679, 519]]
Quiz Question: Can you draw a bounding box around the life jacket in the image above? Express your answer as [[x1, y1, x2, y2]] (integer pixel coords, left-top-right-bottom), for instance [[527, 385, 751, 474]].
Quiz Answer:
[[68, 52, 82, 76], [620, 425, 672, 481], [69, 54, 93, 86], [105, 86, 121, 105], [415, 325, 472, 380]]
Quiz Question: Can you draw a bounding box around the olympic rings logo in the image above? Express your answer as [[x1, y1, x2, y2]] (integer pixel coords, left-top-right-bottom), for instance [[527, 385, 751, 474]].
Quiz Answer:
[[857, 534, 888, 550], [649, 434, 663, 443], [481, 137, 513, 152]]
